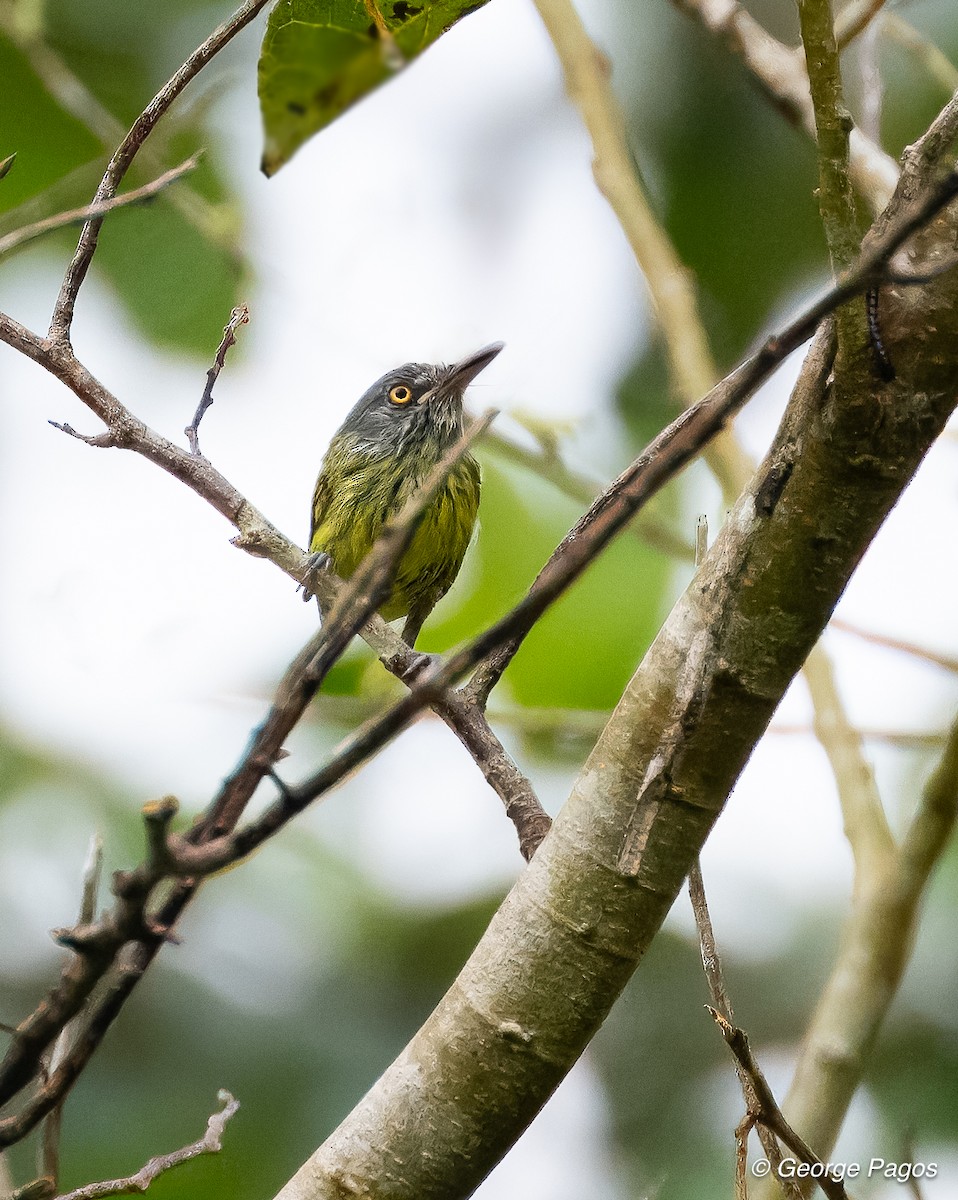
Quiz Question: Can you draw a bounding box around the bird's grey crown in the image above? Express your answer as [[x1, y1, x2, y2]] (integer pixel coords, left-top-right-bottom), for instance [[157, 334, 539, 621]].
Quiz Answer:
[[336, 359, 467, 459]]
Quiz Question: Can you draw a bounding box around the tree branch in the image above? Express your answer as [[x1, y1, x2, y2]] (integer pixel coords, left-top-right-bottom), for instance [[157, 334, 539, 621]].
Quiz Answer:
[[754, 705, 958, 1196], [52, 1091, 238, 1200], [805, 643, 894, 877], [799, 0, 860, 268], [39, 836, 103, 1193], [185, 303, 249, 456], [532, 0, 752, 498], [798, 0, 864, 357], [710, 1011, 850, 1200], [48, 0, 270, 343], [271, 162, 958, 1193], [671, 0, 899, 212], [0, 156, 201, 258]]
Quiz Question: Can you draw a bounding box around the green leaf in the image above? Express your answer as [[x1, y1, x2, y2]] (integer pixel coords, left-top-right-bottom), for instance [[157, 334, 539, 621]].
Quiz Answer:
[[0, 11, 246, 356], [258, 0, 491, 176]]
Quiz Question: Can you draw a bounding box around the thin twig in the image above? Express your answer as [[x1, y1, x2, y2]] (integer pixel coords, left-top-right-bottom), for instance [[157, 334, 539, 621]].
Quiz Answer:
[[831, 618, 958, 675], [48, 0, 270, 343], [532, 0, 752, 497], [40, 837, 103, 1190], [798, 0, 862, 350], [46, 424, 116, 448], [671, 0, 898, 212], [431, 691, 552, 860], [882, 14, 958, 96], [185, 304, 250, 456], [835, 0, 887, 51], [52, 1090, 238, 1200], [805, 643, 894, 874], [0, 156, 201, 259], [485, 431, 694, 561], [689, 516, 786, 1188], [709, 1009, 852, 1200], [754, 709, 958, 1189], [768, 723, 949, 748]]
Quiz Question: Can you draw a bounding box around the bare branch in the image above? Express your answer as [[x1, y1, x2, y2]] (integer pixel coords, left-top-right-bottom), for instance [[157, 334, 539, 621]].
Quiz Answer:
[[709, 1010, 851, 1200], [431, 691, 553, 861], [835, 0, 887, 51], [805, 643, 894, 874], [798, 0, 862, 350], [689, 870, 795, 1193], [0, 156, 201, 259], [186, 304, 250, 456], [832, 617, 958, 675], [882, 14, 958, 96], [52, 1090, 238, 1200], [754, 709, 958, 1192], [41, 836, 103, 1190], [671, 0, 899, 212], [47, 423, 117, 449], [48, 0, 270, 343], [532, 0, 752, 498]]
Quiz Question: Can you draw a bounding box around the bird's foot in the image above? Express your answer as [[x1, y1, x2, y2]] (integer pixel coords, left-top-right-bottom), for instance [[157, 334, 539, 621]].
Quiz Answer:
[[397, 649, 440, 685], [299, 551, 330, 602]]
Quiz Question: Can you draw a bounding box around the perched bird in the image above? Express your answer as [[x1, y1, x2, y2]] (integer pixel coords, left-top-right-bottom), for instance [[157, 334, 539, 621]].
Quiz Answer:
[[307, 342, 503, 647]]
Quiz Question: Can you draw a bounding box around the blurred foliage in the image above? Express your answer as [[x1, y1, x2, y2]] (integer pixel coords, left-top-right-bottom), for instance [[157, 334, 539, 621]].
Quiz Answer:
[[0, 0, 244, 353], [258, 0, 492, 175]]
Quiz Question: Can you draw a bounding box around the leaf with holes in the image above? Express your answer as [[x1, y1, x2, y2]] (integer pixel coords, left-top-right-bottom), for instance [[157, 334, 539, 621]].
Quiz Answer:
[[258, 0, 490, 176]]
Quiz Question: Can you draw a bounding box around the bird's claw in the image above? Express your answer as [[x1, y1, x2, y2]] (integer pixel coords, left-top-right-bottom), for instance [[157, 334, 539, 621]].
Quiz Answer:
[[399, 650, 440, 685], [300, 551, 330, 602]]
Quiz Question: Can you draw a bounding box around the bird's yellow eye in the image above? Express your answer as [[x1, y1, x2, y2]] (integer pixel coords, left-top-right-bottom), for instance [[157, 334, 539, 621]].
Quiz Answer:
[[389, 384, 413, 405]]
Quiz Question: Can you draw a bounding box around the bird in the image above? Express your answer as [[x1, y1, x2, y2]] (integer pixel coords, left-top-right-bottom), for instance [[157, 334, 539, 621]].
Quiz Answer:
[[306, 342, 503, 647]]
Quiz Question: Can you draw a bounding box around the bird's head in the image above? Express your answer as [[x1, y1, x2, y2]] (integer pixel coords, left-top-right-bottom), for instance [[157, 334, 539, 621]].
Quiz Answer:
[[340, 342, 504, 458]]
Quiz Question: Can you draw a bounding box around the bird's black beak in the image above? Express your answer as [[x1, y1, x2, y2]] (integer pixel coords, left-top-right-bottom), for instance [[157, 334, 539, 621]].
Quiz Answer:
[[441, 341, 505, 395]]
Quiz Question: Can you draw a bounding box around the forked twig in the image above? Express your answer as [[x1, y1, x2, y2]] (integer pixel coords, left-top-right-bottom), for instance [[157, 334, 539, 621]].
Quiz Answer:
[[53, 1091, 238, 1200], [185, 304, 250, 456], [0, 157, 201, 259]]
